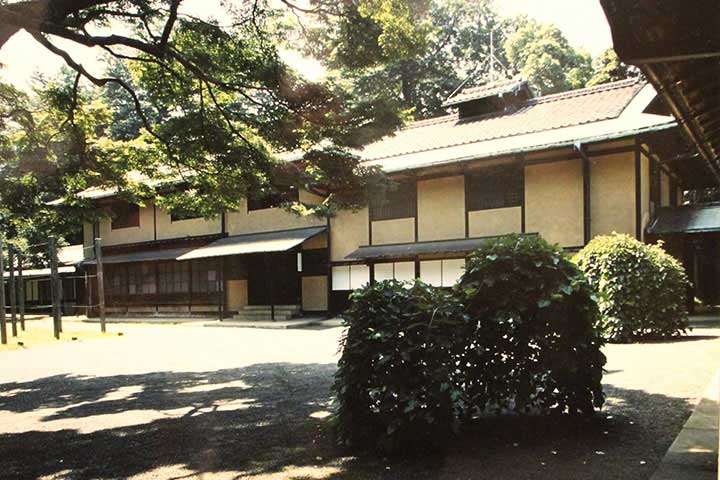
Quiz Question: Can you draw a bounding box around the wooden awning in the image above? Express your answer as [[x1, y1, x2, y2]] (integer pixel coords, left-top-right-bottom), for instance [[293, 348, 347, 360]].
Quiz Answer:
[[177, 226, 326, 261], [647, 204, 720, 234]]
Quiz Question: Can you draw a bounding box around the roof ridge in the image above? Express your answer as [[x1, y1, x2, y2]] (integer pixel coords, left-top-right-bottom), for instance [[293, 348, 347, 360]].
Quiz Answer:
[[403, 113, 458, 130], [528, 78, 644, 105]]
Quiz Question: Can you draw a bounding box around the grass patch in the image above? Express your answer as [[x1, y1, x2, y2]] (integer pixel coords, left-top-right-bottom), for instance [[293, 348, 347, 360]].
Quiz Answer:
[[0, 323, 119, 351]]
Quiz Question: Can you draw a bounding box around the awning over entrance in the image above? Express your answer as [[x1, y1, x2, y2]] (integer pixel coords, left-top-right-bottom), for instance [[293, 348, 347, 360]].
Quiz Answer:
[[3, 266, 75, 278], [346, 234, 534, 261], [177, 226, 327, 261], [82, 247, 193, 265], [647, 204, 720, 235]]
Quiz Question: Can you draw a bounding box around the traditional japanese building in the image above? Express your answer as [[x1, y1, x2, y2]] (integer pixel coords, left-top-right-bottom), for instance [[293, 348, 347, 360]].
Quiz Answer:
[[67, 77, 704, 319]]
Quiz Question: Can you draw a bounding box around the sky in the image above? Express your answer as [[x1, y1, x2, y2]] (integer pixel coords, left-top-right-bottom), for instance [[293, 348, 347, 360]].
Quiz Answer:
[[0, 0, 614, 89]]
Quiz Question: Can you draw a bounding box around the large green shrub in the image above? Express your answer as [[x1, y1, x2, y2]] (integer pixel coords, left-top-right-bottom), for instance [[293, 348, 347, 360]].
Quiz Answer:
[[458, 234, 606, 416], [574, 234, 690, 342], [334, 235, 606, 455], [334, 280, 463, 454]]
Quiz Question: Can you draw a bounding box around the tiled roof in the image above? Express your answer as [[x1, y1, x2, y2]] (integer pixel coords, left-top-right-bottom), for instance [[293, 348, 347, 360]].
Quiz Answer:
[[442, 77, 530, 107], [360, 78, 648, 163]]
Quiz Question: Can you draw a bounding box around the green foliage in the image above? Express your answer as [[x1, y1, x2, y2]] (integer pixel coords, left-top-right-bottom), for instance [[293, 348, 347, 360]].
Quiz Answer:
[[334, 234, 606, 455], [458, 235, 606, 416], [586, 48, 641, 88], [306, 0, 507, 119], [503, 16, 592, 95], [574, 234, 691, 342], [334, 281, 463, 454]]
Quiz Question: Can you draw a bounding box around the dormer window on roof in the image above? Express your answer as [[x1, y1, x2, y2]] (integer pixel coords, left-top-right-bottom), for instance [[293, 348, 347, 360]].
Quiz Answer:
[[442, 77, 534, 119]]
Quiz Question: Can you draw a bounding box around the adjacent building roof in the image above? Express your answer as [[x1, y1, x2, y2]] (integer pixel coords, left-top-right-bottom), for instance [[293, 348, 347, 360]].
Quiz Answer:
[[177, 226, 327, 261], [346, 234, 537, 261], [601, 0, 720, 186], [82, 247, 193, 265], [3, 266, 75, 279], [441, 77, 531, 107], [647, 204, 720, 235], [359, 79, 675, 172]]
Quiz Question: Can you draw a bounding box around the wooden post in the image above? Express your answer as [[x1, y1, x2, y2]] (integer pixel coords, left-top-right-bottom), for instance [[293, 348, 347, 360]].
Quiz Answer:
[[17, 251, 25, 331], [94, 238, 106, 333], [218, 259, 224, 321], [0, 238, 7, 345], [49, 237, 61, 339], [8, 247, 16, 337]]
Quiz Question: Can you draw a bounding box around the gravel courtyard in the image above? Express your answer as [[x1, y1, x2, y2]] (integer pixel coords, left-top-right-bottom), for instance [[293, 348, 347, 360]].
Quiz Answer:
[[0, 319, 717, 480]]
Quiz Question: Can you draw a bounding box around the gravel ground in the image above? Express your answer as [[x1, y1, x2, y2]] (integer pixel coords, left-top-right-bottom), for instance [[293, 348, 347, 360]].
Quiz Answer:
[[0, 319, 717, 480]]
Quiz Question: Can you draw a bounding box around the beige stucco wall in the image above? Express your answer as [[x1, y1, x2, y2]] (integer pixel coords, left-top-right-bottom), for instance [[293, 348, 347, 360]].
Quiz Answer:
[[590, 152, 636, 238], [468, 207, 522, 238], [226, 279, 248, 311], [417, 176, 465, 241], [525, 159, 584, 247], [371, 218, 415, 245], [661, 172, 671, 207], [330, 207, 368, 262], [83, 222, 94, 258], [226, 198, 326, 236], [302, 275, 328, 311], [98, 204, 155, 246], [303, 232, 328, 250], [155, 206, 222, 240]]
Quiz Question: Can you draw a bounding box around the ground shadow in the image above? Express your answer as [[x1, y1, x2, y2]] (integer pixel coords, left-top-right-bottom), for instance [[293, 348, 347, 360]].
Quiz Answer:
[[0, 364, 696, 480]]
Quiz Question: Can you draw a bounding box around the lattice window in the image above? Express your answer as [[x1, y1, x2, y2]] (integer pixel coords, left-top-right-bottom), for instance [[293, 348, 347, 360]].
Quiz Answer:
[[466, 166, 523, 211], [370, 182, 416, 221], [111, 203, 140, 229]]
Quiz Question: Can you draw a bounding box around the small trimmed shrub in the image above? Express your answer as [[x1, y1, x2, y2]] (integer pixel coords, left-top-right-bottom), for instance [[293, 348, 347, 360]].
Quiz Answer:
[[334, 235, 607, 455], [458, 234, 606, 416], [334, 280, 463, 454], [574, 234, 690, 342]]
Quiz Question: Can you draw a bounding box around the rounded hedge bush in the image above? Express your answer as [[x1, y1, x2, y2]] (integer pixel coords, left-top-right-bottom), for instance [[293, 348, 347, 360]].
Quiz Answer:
[[334, 235, 607, 455], [573, 234, 690, 343], [333, 280, 464, 454], [457, 234, 606, 417]]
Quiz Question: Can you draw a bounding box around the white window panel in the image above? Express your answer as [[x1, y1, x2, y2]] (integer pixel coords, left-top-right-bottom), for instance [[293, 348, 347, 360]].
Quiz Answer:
[[442, 259, 465, 287], [394, 262, 416, 282], [374, 263, 394, 282], [332, 266, 350, 291], [420, 260, 442, 287], [350, 265, 370, 289]]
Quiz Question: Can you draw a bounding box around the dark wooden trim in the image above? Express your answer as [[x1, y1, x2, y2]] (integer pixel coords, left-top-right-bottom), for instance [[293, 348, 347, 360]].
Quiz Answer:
[[153, 204, 158, 241], [578, 145, 592, 244], [326, 217, 332, 315], [519, 154, 527, 234], [635, 142, 643, 240], [413, 180, 419, 242], [367, 205, 373, 246], [463, 173, 470, 238], [369, 263, 375, 284], [414, 257, 420, 278]]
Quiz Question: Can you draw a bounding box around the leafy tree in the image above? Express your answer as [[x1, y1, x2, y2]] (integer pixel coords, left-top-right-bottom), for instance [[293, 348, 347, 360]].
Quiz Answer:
[[0, 0, 406, 219], [586, 48, 641, 87], [503, 16, 592, 95], [305, 0, 509, 119]]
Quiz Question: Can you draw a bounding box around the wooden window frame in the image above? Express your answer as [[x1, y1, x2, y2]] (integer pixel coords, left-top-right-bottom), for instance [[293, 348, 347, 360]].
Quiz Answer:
[[247, 187, 299, 212], [466, 166, 523, 212], [369, 182, 417, 221], [111, 203, 140, 230]]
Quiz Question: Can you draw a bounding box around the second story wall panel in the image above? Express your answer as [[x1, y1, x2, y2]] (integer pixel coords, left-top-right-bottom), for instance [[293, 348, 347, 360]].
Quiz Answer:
[[417, 176, 465, 241]]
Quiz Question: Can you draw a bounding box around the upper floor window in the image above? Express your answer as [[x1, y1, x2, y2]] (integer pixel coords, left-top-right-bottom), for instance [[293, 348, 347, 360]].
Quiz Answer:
[[170, 210, 203, 222], [466, 166, 523, 211], [111, 203, 140, 230], [247, 187, 299, 212], [370, 182, 416, 221]]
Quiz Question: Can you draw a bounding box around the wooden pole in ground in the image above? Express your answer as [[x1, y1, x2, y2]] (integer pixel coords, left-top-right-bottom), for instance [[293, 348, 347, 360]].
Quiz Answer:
[[94, 238, 106, 333], [8, 246, 16, 337], [49, 237, 61, 339], [17, 252, 25, 331], [0, 238, 7, 344]]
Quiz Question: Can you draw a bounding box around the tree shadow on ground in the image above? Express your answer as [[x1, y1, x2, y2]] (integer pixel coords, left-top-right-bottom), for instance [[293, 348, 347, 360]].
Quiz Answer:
[[0, 366, 696, 480]]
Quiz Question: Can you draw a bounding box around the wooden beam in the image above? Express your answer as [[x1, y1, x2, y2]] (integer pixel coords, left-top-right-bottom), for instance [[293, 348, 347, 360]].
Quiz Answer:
[[0, 238, 6, 344]]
